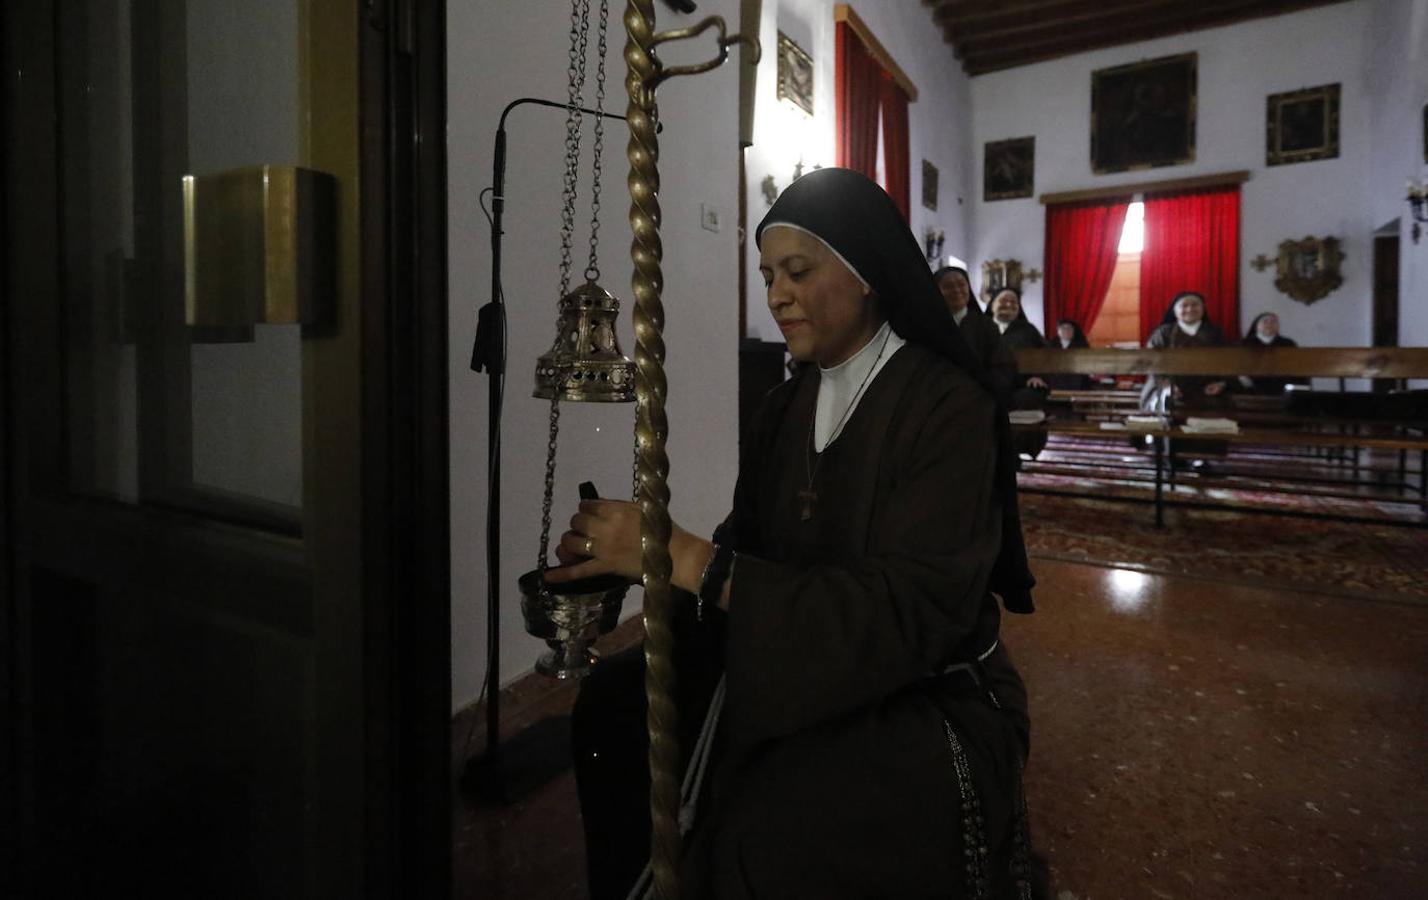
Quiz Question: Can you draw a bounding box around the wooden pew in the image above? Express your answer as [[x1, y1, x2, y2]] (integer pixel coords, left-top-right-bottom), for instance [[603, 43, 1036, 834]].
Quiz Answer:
[[1010, 348, 1428, 526], [1016, 346, 1428, 379]]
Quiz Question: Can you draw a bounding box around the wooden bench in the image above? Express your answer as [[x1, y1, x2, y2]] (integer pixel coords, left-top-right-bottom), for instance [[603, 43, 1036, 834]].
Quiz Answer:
[[1012, 348, 1428, 526]]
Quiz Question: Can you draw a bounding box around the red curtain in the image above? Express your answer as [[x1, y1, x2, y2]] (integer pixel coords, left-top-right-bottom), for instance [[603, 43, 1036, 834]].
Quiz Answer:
[[1139, 187, 1241, 342], [836, 21, 881, 179], [1043, 199, 1130, 340], [879, 76, 910, 220]]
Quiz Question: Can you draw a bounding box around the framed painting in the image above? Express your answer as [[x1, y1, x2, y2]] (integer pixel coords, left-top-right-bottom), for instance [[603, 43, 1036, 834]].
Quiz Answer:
[[922, 159, 939, 211], [984, 137, 1034, 201], [1266, 83, 1340, 166], [979, 258, 1024, 308], [776, 32, 814, 116], [1273, 235, 1344, 304], [1091, 52, 1197, 174]]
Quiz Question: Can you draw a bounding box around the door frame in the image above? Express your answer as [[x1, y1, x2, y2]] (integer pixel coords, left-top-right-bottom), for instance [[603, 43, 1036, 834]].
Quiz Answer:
[[0, 0, 451, 896], [357, 0, 452, 894]]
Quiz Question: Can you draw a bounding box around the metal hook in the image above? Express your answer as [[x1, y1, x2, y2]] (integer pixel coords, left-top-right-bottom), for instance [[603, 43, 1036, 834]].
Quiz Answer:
[[644, 15, 760, 88]]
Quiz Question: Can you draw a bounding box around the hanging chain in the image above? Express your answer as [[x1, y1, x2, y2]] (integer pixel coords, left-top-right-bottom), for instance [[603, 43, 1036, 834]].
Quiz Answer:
[[537, 396, 563, 570], [540, 0, 593, 571], [557, 0, 592, 299], [584, 0, 610, 284]]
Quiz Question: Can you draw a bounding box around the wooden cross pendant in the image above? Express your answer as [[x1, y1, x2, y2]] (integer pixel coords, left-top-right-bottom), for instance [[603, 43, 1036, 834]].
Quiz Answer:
[[797, 488, 817, 522]]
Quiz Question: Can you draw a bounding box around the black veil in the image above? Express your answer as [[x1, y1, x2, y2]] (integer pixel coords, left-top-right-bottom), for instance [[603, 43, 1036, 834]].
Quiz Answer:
[[933, 266, 984, 316]]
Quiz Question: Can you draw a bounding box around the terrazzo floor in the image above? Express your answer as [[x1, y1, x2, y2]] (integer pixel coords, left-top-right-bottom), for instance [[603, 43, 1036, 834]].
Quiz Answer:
[[454, 558, 1428, 899]]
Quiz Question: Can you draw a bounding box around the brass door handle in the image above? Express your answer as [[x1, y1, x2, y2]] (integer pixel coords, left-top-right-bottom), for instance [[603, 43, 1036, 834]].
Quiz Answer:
[[183, 165, 335, 327]]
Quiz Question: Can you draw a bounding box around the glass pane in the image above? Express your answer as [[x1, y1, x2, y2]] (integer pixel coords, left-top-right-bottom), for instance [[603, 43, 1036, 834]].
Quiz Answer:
[[189, 330, 304, 508], [59, 0, 307, 522], [61, 0, 141, 502], [182, 0, 303, 510]]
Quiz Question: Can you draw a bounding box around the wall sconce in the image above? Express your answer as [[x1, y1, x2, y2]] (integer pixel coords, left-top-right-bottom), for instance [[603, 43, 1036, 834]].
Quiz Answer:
[[1408, 178, 1427, 244], [761, 160, 822, 207], [923, 228, 945, 265]]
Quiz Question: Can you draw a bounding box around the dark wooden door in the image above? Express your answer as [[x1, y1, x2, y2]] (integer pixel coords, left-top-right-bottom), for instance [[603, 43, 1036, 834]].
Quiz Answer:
[[1372, 230, 1400, 393], [1373, 230, 1400, 349], [2, 2, 450, 897]]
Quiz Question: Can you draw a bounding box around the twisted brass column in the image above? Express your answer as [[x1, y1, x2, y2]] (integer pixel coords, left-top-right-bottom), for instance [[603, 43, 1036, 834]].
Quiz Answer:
[[623, 1, 681, 897], [622, 5, 756, 895]]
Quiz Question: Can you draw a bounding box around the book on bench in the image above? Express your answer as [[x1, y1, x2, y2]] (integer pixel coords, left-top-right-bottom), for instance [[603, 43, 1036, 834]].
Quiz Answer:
[[1125, 414, 1168, 431], [1182, 417, 1240, 434]]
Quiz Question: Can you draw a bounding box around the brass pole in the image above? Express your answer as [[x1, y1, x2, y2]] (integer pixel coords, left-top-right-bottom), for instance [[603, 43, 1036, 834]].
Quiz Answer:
[[623, 2, 681, 896], [622, 6, 757, 894]]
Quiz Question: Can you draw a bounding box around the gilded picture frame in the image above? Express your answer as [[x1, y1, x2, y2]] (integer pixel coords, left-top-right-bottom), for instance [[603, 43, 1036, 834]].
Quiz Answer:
[[1266, 83, 1340, 166], [1273, 236, 1343, 305], [984, 137, 1035, 201], [980, 258, 1024, 308], [1091, 53, 1197, 174], [776, 32, 814, 116]]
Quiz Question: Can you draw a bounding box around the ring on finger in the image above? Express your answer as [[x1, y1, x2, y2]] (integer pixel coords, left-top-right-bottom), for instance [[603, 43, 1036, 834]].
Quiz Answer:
[[583, 535, 595, 556]]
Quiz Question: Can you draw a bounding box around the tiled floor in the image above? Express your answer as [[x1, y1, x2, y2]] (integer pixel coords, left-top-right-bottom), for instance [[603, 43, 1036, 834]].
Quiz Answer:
[[454, 558, 1428, 899]]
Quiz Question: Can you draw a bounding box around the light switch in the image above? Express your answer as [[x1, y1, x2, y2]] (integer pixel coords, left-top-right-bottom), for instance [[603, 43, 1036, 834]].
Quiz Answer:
[[701, 203, 721, 233]]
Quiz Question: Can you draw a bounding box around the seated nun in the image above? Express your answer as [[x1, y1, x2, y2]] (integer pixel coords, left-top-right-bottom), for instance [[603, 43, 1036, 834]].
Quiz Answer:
[[1237, 312, 1308, 395], [1139, 291, 1232, 413], [1046, 318, 1092, 392], [934, 265, 1016, 406], [987, 287, 1049, 457]]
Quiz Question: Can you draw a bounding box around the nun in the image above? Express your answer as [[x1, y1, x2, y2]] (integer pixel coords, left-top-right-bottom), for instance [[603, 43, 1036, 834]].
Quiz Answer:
[[1046, 319, 1092, 392], [934, 265, 1016, 406], [1238, 312, 1305, 395], [555, 168, 1043, 899], [1140, 291, 1231, 412], [989, 288, 1049, 390]]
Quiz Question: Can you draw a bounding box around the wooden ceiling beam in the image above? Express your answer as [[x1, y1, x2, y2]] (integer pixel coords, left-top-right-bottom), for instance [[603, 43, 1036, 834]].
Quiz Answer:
[[950, 0, 1203, 45], [960, 0, 1342, 74], [960, 0, 1268, 60], [934, 0, 1095, 26]]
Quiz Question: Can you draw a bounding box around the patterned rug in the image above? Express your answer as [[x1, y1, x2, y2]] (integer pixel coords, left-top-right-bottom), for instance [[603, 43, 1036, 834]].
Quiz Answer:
[[1019, 491, 1428, 605], [1022, 435, 1426, 524]]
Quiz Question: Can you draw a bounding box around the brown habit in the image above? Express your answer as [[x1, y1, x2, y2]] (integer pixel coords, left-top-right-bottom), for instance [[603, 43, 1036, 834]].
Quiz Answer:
[[676, 342, 1030, 897], [1140, 320, 1231, 410]]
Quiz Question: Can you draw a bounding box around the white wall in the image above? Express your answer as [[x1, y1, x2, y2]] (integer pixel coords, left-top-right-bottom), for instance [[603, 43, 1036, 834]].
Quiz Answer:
[[449, 1, 743, 711], [1367, 0, 1428, 360], [970, 1, 1386, 345], [742, 0, 974, 340]]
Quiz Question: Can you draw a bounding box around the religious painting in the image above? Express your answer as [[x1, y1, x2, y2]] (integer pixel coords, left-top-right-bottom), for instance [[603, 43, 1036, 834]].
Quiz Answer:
[[1091, 53, 1197, 174], [922, 159, 939, 211], [1273, 235, 1343, 305], [1266, 83, 1340, 166], [776, 32, 814, 116], [983, 137, 1034, 201]]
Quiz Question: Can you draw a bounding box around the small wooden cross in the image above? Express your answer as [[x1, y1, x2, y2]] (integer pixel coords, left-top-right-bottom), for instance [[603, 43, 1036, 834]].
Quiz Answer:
[[797, 488, 817, 522]]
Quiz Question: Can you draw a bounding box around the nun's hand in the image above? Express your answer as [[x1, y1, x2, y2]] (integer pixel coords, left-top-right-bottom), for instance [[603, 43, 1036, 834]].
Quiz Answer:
[[1204, 381, 1226, 396], [1027, 376, 1048, 390], [548, 499, 643, 584]]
